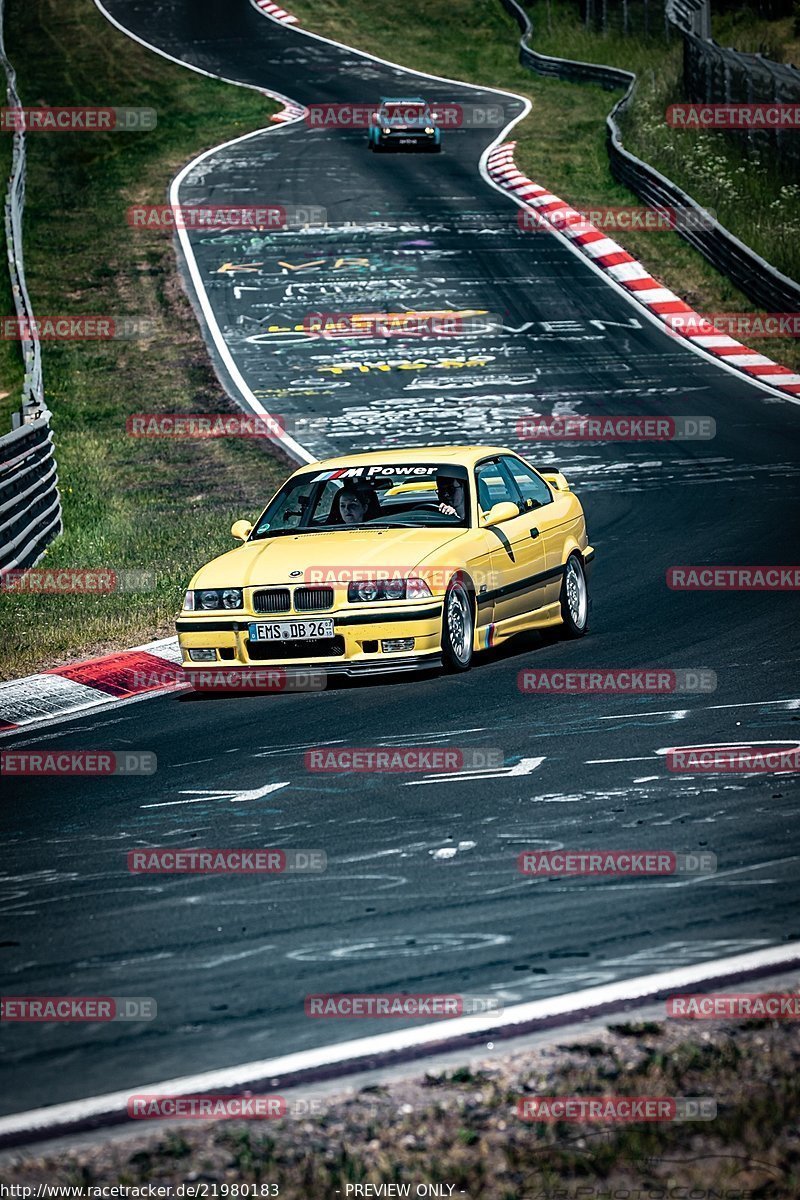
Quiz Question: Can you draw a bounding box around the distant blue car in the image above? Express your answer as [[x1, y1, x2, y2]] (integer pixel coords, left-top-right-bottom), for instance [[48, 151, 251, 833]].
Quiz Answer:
[[368, 97, 442, 153]]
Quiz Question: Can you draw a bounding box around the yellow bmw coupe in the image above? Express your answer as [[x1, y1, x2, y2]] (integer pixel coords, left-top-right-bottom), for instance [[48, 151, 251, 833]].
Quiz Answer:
[[176, 445, 594, 677]]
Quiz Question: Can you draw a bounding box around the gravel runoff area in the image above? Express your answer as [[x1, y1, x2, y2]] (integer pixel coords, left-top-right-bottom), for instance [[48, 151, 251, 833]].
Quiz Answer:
[[2, 980, 799, 1198]]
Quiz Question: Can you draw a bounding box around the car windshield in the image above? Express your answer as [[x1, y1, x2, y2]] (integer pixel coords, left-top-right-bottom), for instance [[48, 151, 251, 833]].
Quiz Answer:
[[251, 463, 470, 538], [380, 103, 429, 123]]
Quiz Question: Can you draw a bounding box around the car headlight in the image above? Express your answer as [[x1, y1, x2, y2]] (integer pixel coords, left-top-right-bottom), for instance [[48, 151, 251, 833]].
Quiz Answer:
[[425, 126, 435, 135], [351, 580, 381, 603], [383, 578, 406, 601], [406, 577, 433, 600], [347, 578, 433, 602], [382, 126, 391, 135], [184, 588, 243, 611]]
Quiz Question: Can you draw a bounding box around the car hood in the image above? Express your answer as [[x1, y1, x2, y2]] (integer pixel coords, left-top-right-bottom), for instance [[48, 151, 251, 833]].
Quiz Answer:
[[190, 528, 464, 589]]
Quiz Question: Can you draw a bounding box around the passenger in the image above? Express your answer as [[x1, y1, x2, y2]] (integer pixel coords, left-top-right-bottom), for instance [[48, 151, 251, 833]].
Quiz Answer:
[[328, 484, 380, 525], [436, 473, 467, 520]]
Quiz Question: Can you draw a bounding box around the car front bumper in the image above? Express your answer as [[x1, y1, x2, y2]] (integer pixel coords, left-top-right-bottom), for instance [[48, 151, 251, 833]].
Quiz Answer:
[[376, 130, 438, 148], [176, 600, 444, 677]]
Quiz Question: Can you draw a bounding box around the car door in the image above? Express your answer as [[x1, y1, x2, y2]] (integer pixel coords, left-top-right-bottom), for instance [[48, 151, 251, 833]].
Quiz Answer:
[[474, 457, 549, 626], [500, 454, 577, 604]]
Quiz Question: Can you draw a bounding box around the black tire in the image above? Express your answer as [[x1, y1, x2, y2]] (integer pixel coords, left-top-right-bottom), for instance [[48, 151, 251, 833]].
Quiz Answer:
[[559, 554, 589, 638], [441, 578, 474, 672]]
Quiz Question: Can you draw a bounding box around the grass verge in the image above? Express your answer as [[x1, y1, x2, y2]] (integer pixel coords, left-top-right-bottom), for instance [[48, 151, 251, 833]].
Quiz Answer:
[[282, 0, 800, 372], [524, 0, 800, 286], [0, 0, 286, 680], [5, 1004, 800, 1195]]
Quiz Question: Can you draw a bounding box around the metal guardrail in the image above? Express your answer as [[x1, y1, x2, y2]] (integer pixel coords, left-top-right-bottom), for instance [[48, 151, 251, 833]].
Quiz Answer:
[[665, 0, 710, 40], [0, 416, 61, 569], [497, 0, 800, 313], [682, 32, 800, 176], [0, 0, 62, 571]]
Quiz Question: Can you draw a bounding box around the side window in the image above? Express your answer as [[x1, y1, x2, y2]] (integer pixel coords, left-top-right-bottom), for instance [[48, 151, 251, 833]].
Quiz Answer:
[[475, 460, 520, 515], [310, 480, 339, 523], [501, 456, 552, 510]]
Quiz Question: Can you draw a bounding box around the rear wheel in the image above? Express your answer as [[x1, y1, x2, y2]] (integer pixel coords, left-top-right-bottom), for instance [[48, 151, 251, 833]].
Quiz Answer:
[[559, 554, 589, 638], [442, 579, 474, 671]]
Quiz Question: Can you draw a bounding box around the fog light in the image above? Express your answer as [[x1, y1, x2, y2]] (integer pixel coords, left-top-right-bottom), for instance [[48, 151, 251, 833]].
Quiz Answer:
[[381, 638, 414, 653], [188, 648, 217, 662]]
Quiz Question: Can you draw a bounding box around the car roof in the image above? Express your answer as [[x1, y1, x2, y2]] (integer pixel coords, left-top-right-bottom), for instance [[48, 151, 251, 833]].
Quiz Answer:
[[297, 446, 517, 472]]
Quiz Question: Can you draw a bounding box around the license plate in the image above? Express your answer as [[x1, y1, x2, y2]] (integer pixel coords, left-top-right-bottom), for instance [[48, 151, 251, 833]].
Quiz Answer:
[[398, 138, 417, 144], [249, 619, 334, 642]]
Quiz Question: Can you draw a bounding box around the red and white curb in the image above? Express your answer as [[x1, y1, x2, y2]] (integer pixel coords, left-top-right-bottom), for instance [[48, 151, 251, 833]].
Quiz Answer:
[[254, 0, 299, 24], [269, 99, 307, 123], [487, 142, 800, 398], [254, 0, 299, 23], [0, 637, 185, 732], [252, 0, 304, 121]]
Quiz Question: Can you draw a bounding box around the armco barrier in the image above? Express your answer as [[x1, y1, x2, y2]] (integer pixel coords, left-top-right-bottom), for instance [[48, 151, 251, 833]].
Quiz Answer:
[[0, 416, 61, 570], [666, 0, 710, 40], [0, 0, 61, 571], [497, 0, 800, 313]]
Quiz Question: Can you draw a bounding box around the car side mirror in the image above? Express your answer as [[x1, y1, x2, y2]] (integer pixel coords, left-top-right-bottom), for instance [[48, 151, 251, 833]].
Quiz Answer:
[[482, 501, 518, 527], [230, 519, 253, 541], [542, 471, 570, 492]]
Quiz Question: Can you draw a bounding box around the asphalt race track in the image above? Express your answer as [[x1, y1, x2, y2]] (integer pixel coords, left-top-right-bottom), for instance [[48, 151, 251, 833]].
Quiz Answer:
[[2, 0, 799, 1119]]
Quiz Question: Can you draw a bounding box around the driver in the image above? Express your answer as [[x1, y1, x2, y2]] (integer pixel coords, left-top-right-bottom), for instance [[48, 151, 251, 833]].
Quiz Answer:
[[436, 472, 466, 520]]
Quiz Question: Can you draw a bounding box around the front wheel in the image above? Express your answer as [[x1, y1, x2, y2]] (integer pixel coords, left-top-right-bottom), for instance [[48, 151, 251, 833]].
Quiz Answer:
[[441, 579, 474, 672], [559, 554, 589, 638]]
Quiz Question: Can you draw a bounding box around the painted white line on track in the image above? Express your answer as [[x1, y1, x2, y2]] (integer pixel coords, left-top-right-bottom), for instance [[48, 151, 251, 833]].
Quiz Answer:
[[404, 756, 545, 785], [599, 697, 800, 720], [92, 0, 314, 465], [2, 940, 799, 1144], [586, 755, 659, 764], [140, 781, 290, 809]]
